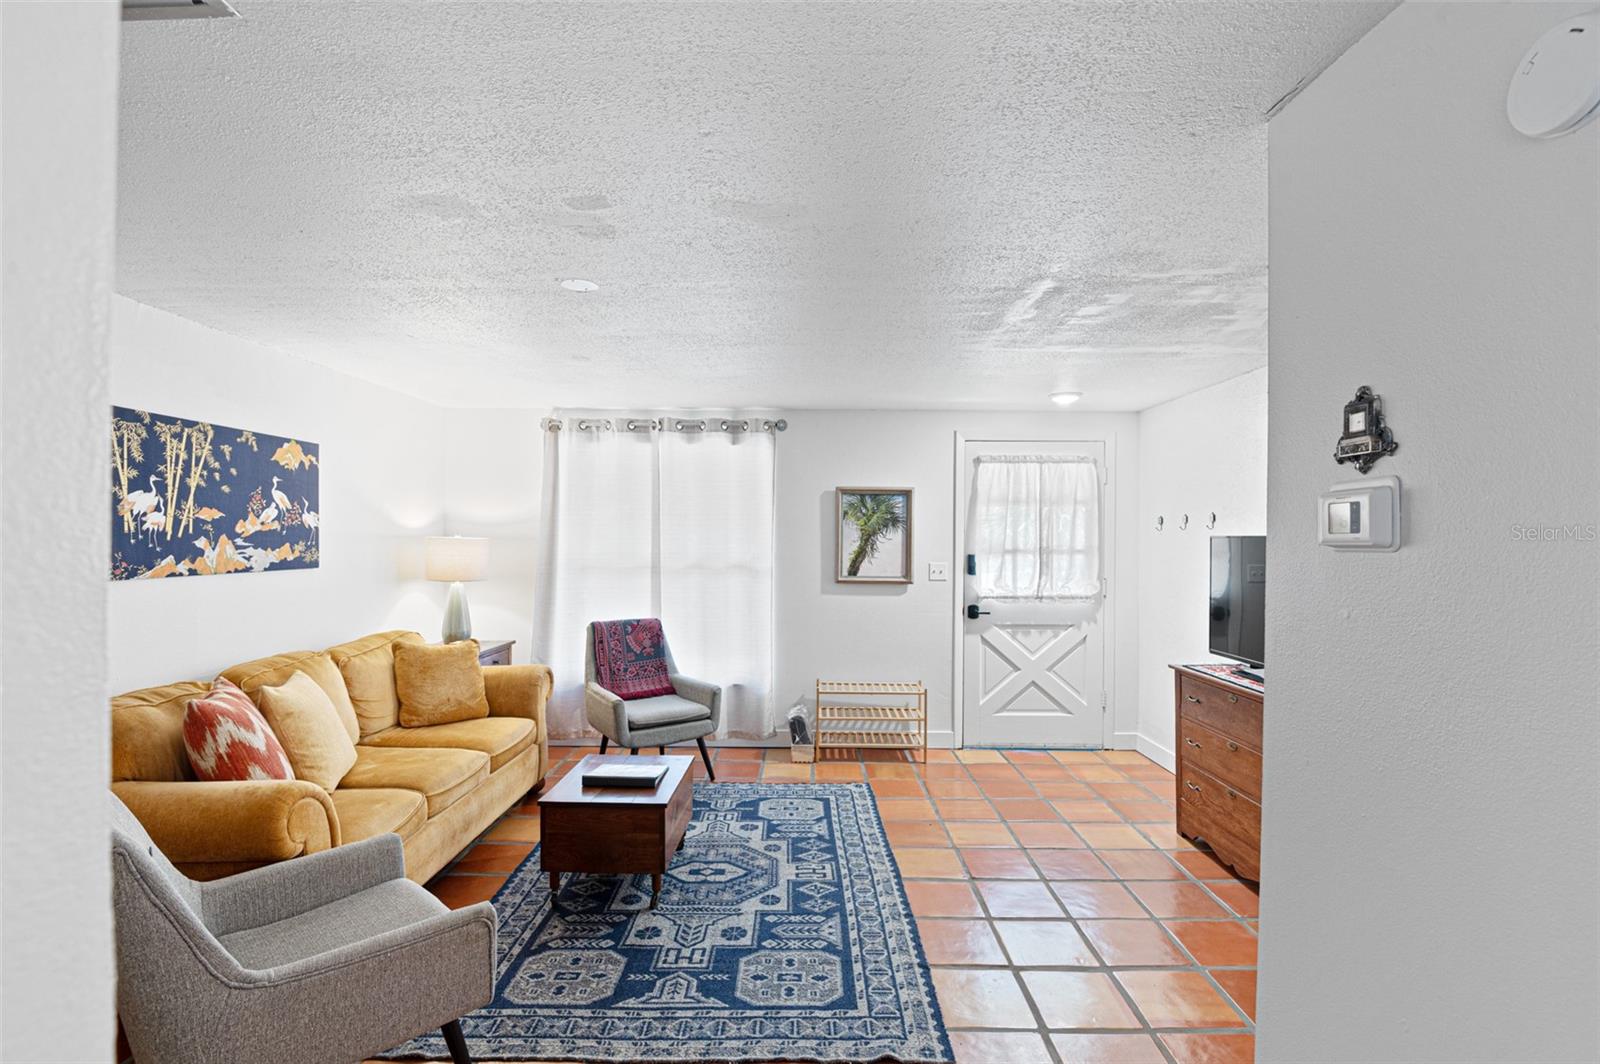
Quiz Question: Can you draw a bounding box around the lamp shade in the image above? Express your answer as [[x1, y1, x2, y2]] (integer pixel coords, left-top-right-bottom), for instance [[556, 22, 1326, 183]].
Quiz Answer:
[[425, 536, 489, 582]]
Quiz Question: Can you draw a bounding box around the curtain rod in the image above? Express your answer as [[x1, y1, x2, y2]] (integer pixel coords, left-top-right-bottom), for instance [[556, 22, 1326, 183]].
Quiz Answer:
[[541, 416, 787, 433]]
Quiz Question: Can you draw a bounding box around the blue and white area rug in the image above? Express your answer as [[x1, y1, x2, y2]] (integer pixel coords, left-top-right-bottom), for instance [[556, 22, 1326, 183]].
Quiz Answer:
[[387, 783, 952, 1062]]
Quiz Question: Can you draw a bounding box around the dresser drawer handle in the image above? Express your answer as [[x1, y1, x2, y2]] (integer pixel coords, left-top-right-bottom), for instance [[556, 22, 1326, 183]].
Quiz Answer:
[[1185, 781, 1201, 792], [1184, 738, 1201, 749], [1226, 787, 1238, 799], [1185, 695, 1201, 704], [1227, 693, 1239, 703], [1226, 740, 1239, 752]]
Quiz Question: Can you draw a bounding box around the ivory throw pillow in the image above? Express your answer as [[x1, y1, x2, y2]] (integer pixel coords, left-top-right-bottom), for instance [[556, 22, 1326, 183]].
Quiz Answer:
[[183, 677, 295, 782], [255, 670, 359, 790], [394, 640, 491, 727]]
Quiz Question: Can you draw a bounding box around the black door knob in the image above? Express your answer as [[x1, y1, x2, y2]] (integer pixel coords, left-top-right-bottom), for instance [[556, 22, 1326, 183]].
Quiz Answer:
[[966, 604, 991, 620]]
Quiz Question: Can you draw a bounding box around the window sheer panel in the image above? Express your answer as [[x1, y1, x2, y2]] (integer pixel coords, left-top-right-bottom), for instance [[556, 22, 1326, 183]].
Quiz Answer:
[[659, 431, 776, 740], [968, 456, 1102, 603], [535, 419, 777, 740], [539, 426, 660, 738]]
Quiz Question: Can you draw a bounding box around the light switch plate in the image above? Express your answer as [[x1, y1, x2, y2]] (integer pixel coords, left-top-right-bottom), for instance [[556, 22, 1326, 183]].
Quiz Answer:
[[928, 562, 949, 581]]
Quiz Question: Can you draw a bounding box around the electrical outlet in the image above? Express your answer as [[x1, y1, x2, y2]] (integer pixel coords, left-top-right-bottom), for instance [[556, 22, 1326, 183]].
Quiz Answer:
[[928, 562, 949, 582]]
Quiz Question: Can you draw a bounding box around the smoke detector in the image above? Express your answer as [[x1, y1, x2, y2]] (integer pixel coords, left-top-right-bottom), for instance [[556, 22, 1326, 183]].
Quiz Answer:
[[123, 0, 238, 21], [1508, 12, 1600, 138]]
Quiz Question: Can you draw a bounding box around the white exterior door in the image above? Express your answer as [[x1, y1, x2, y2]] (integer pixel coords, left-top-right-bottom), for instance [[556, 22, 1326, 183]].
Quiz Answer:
[[961, 441, 1107, 748]]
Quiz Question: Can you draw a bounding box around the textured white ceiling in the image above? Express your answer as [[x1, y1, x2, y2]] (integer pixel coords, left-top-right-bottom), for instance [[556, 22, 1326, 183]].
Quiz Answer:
[[117, 1, 1393, 411]]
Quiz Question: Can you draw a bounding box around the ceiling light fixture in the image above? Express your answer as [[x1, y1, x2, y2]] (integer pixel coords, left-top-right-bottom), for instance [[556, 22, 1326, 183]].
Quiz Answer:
[[1050, 392, 1083, 407], [560, 278, 599, 292]]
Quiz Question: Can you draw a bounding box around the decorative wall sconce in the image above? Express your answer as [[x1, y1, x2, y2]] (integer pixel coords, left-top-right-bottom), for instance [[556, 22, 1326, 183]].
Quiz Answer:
[[1179, 514, 1189, 531], [1206, 512, 1217, 530], [1335, 385, 1398, 473], [1155, 516, 1164, 532]]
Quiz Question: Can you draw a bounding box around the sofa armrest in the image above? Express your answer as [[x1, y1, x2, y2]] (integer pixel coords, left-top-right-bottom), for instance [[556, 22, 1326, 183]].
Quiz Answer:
[[585, 682, 629, 744], [112, 779, 339, 865], [483, 664, 550, 722], [201, 834, 405, 936], [670, 674, 722, 732], [484, 664, 550, 779]]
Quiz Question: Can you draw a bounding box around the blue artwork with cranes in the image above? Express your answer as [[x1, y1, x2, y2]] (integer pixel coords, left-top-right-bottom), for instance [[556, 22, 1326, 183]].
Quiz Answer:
[[111, 406, 319, 580]]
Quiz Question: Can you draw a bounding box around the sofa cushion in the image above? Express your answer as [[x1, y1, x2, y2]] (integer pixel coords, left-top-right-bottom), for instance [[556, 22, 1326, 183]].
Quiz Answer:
[[339, 746, 488, 818], [625, 694, 713, 730], [329, 787, 427, 843], [255, 671, 359, 791], [220, 650, 360, 744], [394, 641, 491, 728], [326, 630, 425, 737], [182, 678, 295, 782], [361, 717, 535, 773], [219, 878, 443, 970], [112, 680, 211, 782]]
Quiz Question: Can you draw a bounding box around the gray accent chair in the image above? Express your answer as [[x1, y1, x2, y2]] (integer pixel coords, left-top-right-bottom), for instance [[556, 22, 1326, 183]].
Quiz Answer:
[[584, 621, 721, 778], [111, 794, 494, 1064]]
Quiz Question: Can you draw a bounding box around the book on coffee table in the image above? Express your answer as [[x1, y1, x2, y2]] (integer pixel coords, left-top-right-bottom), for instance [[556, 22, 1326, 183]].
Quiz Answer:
[[581, 762, 670, 789]]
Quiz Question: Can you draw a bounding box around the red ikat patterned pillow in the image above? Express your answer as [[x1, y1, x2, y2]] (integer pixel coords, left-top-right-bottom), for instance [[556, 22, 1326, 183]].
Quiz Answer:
[[182, 677, 295, 782]]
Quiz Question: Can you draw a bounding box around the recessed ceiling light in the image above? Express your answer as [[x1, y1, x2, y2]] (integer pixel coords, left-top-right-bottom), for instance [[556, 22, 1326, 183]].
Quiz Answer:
[[1050, 391, 1083, 406], [560, 278, 599, 292]]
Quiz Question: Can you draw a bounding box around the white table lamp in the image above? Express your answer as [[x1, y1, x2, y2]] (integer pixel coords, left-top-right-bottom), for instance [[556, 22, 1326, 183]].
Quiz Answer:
[[425, 536, 489, 643]]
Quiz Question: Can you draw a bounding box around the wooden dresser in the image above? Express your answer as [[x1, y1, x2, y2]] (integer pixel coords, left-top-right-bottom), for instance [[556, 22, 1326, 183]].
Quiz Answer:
[[1172, 665, 1262, 882]]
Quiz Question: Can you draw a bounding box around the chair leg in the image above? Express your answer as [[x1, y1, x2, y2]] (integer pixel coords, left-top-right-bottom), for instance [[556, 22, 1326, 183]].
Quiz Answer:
[[658, 746, 666, 755], [598, 735, 608, 754], [629, 746, 638, 756], [441, 1019, 472, 1064], [697, 736, 715, 781]]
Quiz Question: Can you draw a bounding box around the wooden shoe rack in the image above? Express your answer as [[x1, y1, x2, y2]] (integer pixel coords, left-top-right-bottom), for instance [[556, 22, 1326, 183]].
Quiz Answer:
[[813, 679, 928, 762]]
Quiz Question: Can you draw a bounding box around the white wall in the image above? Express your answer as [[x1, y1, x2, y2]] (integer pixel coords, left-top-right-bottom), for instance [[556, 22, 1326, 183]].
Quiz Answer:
[[440, 407, 545, 663], [108, 298, 449, 689], [1261, 3, 1599, 1060], [1135, 369, 1267, 767], [775, 411, 1140, 747], [0, 3, 121, 1058]]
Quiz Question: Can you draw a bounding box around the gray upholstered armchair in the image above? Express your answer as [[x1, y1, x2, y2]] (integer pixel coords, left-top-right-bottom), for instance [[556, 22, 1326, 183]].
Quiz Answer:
[[585, 620, 721, 778], [111, 794, 494, 1064]]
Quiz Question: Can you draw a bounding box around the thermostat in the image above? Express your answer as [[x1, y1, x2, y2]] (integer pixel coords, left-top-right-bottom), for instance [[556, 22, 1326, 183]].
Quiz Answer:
[[1317, 476, 1400, 552]]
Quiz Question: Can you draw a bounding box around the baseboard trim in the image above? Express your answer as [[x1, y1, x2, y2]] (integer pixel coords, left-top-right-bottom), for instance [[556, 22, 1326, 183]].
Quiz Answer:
[[1135, 733, 1176, 772]]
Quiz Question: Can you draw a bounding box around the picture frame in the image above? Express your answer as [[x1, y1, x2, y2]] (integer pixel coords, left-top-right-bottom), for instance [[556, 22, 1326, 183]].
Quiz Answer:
[[836, 487, 913, 584], [111, 406, 320, 581]]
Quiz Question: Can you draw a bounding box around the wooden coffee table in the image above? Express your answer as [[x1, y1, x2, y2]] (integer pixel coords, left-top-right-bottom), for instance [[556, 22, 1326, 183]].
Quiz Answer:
[[538, 754, 694, 908]]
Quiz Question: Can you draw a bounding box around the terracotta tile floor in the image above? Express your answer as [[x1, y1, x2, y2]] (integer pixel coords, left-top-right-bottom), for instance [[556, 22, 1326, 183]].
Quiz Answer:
[[409, 745, 1259, 1064]]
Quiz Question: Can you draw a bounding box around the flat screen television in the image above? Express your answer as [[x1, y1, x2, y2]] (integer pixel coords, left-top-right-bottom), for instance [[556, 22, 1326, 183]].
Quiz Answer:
[[1209, 535, 1266, 670]]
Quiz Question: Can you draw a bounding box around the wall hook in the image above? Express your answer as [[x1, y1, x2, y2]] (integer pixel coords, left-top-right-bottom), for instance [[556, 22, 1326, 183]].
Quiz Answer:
[[1155, 516, 1164, 532], [1179, 514, 1189, 531], [1206, 512, 1217, 530]]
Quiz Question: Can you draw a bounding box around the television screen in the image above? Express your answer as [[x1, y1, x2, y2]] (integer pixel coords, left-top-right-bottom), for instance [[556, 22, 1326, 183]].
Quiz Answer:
[[1209, 536, 1266, 668]]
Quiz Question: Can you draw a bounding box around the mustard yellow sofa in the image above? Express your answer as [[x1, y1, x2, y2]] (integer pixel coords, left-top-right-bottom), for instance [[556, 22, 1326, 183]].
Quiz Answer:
[[110, 630, 550, 884]]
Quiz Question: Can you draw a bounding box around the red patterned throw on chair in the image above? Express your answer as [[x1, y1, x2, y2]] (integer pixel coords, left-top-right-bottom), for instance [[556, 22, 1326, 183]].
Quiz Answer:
[[592, 618, 677, 701], [183, 677, 295, 781]]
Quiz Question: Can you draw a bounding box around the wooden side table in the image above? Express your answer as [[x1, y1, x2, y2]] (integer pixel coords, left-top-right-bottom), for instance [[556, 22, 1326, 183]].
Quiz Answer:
[[436, 638, 515, 666], [473, 639, 515, 666], [538, 754, 694, 908]]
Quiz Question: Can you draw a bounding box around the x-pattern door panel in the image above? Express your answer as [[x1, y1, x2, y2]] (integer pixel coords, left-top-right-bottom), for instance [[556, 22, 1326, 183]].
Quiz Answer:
[[980, 623, 1090, 714]]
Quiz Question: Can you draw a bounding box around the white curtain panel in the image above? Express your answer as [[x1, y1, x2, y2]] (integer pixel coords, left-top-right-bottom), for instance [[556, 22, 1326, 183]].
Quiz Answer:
[[534, 418, 776, 741], [967, 455, 1102, 603]]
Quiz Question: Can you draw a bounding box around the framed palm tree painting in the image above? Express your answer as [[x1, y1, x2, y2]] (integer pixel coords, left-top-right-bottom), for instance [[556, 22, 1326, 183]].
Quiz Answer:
[[836, 487, 913, 583]]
